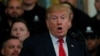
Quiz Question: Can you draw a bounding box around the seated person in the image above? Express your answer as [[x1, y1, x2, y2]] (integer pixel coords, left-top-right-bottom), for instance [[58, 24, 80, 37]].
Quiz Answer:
[[0, 36, 23, 56], [10, 19, 30, 42], [84, 26, 100, 56]]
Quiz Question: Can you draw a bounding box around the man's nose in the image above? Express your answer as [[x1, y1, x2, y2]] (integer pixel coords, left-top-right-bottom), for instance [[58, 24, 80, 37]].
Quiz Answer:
[[14, 47, 19, 52], [16, 30, 20, 35], [57, 18, 62, 25]]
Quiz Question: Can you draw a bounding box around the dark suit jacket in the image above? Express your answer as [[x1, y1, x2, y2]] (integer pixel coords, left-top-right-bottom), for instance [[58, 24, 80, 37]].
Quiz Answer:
[[20, 33, 89, 56]]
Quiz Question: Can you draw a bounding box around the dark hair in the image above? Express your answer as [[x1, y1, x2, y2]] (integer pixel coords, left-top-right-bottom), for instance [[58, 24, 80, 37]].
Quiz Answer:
[[0, 36, 19, 50], [84, 26, 99, 39], [11, 18, 30, 32]]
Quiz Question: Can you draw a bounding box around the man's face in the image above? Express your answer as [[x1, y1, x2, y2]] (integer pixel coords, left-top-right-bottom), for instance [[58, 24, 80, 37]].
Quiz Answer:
[[85, 37, 99, 51], [1, 39, 22, 56], [23, 0, 37, 5], [6, 0, 23, 18], [11, 22, 30, 41], [95, 0, 100, 12], [46, 9, 72, 38]]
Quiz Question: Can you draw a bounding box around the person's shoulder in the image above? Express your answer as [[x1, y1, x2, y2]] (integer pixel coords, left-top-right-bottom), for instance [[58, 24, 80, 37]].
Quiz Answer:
[[24, 33, 49, 43], [67, 30, 85, 46]]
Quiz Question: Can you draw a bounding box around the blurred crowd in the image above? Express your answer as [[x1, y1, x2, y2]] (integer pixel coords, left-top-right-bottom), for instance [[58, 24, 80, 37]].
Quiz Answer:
[[0, 0, 100, 56]]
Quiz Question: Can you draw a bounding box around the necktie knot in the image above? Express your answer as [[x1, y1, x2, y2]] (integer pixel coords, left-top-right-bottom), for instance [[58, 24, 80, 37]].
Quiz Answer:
[[58, 39, 64, 43]]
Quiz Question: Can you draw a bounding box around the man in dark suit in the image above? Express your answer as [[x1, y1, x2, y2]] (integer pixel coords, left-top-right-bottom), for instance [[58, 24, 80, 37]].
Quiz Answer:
[[22, 0, 47, 35], [20, 3, 88, 56]]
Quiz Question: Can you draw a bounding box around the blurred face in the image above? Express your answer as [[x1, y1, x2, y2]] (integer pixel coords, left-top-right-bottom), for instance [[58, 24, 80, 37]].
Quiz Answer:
[[95, 0, 100, 11], [46, 9, 73, 38], [85, 37, 99, 51], [1, 39, 22, 56], [23, 0, 37, 5], [6, 0, 23, 18], [11, 22, 30, 41]]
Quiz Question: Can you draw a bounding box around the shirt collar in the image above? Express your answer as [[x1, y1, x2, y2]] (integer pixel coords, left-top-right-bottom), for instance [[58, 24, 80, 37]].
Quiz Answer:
[[49, 32, 66, 44]]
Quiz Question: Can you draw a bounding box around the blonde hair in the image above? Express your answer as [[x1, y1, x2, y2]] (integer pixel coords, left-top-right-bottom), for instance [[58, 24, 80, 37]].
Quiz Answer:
[[46, 3, 73, 19]]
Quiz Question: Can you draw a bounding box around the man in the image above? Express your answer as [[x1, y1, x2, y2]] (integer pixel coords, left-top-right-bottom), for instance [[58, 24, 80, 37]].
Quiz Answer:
[[0, 37, 23, 56], [92, 0, 100, 32], [59, 0, 92, 32], [84, 26, 100, 56], [0, 0, 24, 38], [5, 0, 24, 23], [20, 4, 88, 56], [22, 0, 47, 35]]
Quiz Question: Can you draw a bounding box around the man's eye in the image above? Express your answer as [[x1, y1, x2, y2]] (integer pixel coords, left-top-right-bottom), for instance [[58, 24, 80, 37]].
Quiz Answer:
[[61, 16, 65, 19], [61, 15, 66, 19], [8, 46, 14, 49], [51, 16, 57, 20]]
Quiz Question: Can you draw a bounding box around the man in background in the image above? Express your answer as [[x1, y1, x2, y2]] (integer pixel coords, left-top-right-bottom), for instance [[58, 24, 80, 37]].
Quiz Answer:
[[0, 0, 24, 38], [22, 0, 47, 35], [0, 36, 22, 56], [92, 0, 100, 33], [84, 26, 100, 56]]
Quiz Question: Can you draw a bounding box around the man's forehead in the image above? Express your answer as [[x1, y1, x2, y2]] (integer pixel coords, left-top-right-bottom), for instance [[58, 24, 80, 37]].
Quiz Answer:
[[8, 0, 22, 6], [6, 39, 20, 44]]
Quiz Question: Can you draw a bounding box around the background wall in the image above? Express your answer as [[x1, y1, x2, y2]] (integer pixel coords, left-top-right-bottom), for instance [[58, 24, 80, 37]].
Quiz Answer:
[[88, 0, 97, 17]]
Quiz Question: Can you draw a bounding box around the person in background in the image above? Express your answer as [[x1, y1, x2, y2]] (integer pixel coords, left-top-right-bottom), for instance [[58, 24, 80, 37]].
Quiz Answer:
[[10, 19, 30, 42], [22, 0, 47, 35], [20, 3, 88, 56], [5, 0, 24, 26], [92, 0, 100, 33], [0, 0, 24, 38], [84, 26, 100, 56], [59, 0, 92, 32], [0, 36, 23, 56]]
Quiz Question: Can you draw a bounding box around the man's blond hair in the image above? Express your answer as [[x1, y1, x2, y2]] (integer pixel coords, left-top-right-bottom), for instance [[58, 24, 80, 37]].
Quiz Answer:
[[46, 3, 73, 19]]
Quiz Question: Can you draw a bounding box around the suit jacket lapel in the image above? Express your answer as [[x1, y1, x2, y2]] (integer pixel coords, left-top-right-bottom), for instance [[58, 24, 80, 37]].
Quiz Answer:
[[66, 36, 77, 56], [43, 33, 56, 56]]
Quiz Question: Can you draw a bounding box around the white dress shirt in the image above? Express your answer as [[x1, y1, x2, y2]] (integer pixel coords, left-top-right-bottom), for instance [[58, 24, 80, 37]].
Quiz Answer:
[[50, 33, 69, 56]]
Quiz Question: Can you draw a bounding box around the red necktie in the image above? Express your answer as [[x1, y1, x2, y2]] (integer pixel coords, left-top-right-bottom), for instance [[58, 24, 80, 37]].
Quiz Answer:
[[58, 39, 66, 56]]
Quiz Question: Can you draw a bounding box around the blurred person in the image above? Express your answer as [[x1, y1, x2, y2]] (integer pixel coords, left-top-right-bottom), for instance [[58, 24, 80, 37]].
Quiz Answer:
[[5, 0, 24, 24], [22, 0, 47, 35], [59, 0, 92, 32], [10, 19, 30, 42], [20, 4, 88, 56], [0, 0, 24, 38], [0, 36, 23, 56], [84, 26, 100, 56], [92, 0, 100, 32]]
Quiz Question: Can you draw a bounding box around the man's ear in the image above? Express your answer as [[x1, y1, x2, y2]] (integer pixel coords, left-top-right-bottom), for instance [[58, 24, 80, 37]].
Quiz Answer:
[[1, 48, 4, 55], [70, 11, 73, 20]]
